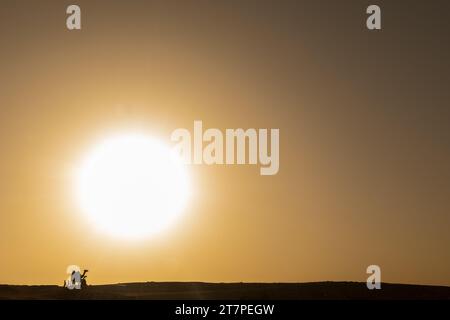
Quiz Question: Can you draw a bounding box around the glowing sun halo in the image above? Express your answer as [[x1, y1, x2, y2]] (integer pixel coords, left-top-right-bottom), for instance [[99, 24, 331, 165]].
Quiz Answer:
[[74, 133, 190, 240]]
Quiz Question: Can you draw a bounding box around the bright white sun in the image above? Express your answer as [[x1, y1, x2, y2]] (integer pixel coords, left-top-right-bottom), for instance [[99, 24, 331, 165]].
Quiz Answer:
[[74, 133, 190, 240]]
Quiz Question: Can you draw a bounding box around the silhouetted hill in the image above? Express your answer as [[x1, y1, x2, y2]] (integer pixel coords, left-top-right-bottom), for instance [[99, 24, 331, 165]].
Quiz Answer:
[[0, 282, 449, 300]]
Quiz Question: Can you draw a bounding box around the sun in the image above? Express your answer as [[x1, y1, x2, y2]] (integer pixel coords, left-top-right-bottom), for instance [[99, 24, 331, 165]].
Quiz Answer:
[[74, 133, 190, 240]]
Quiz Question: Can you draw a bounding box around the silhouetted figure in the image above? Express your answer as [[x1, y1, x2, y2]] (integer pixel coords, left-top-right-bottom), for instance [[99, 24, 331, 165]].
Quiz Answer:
[[81, 269, 89, 288], [64, 267, 89, 289]]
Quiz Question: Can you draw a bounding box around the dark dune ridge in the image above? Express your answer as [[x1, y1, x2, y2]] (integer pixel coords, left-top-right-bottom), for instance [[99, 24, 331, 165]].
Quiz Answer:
[[1, 282, 449, 300]]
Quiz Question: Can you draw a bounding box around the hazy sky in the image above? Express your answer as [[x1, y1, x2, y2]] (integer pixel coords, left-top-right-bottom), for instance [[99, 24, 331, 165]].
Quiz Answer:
[[0, 0, 449, 285]]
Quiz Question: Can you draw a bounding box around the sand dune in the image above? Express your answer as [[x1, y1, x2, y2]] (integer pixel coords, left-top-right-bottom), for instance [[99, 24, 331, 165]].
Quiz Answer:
[[0, 282, 449, 300]]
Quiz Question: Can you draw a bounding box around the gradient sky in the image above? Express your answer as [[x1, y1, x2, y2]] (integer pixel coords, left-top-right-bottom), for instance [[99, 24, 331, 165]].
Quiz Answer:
[[0, 0, 449, 285]]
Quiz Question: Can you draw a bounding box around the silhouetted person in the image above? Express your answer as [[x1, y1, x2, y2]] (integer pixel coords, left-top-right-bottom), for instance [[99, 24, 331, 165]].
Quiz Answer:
[[64, 268, 88, 289]]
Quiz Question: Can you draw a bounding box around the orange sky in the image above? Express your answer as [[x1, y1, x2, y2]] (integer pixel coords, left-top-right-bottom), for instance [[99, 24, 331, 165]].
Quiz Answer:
[[0, 0, 449, 286]]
